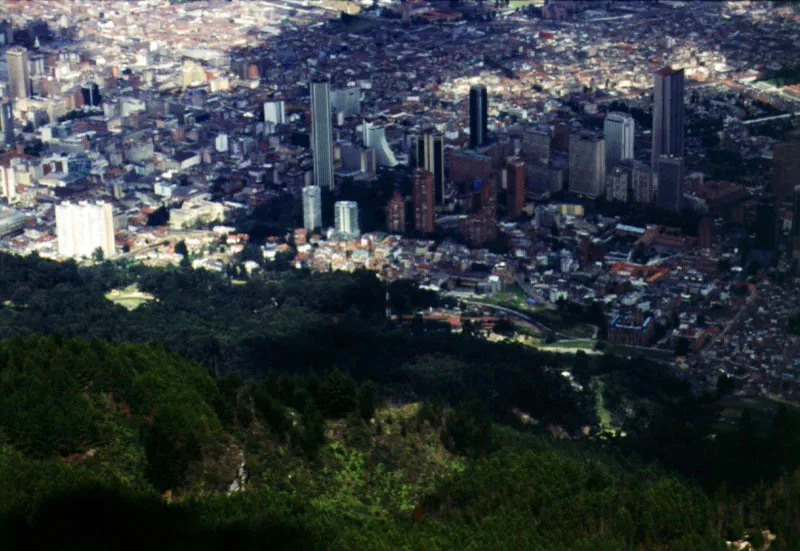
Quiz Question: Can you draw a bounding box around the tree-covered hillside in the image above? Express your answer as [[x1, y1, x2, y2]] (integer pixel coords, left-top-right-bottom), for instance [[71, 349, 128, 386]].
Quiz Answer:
[[0, 253, 799, 549]]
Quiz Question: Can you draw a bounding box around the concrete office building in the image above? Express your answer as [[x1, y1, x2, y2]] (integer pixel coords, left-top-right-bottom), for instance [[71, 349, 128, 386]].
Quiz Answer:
[[310, 79, 334, 189], [606, 165, 630, 203], [6, 46, 31, 100], [413, 168, 435, 234], [55, 201, 116, 259], [386, 191, 405, 234], [604, 112, 634, 168], [569, 132, 606, 198], [522, 126, 550, 164]]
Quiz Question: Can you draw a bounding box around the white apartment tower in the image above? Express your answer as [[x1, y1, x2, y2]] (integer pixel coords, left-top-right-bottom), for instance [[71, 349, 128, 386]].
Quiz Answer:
[[334, 200, 360, 239], [263, 100, 285, 126], [302, 185, 322, 231], [56, 201, 115, 259]]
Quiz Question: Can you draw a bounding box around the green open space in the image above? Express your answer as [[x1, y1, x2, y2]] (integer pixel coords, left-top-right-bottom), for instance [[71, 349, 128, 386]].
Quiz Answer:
[[593, 377, 615, 433], [485, 283, 539, 313], [530, 308, 597, 338], [546, 338, 596, 350], [105, 284, 156, 311]]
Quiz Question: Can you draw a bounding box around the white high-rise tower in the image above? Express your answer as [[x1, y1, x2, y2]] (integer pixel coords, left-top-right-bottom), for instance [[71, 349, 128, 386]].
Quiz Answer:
[[334, 201, 360, 239], [55, 201, 115, 259], [302, 185, 322, 231]]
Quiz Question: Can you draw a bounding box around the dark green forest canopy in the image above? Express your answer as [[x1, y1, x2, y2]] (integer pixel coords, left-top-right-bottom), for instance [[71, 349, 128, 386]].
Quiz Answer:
[[0, 253, 799, 549]]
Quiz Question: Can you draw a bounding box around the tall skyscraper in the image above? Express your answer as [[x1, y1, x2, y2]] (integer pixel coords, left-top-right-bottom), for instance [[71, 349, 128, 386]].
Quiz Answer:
[[386, 191, 406, 234], [569, 132, 606, 198], [0, 93, 13, 148], [414, 131, 445, 204], [630, 161, 655, 204], [302, 185, 322, 231], [651, 66, 684, 170], [334, 201, 360, 239], [469, 84, 488, 149], [506, 157, 526, 218], [656, 154, 684, 212], [413, 168, 435, 234], [310, 79, 334, 189], [604, 112, 634, 168], [6, 46, 31, 101], [55, 201, 115, 259]]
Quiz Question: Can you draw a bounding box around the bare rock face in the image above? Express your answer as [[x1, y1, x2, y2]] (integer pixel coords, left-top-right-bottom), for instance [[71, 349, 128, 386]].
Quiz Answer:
[[227, 448, 248, 494]]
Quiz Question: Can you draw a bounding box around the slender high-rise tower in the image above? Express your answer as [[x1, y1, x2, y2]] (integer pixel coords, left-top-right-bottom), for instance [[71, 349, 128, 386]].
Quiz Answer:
[[310, 79, 334, 189], [651, 67, 684, 170], [6, 46, 31, 101], [412, 168, 435, 234], [604, 112, 634, 168], [0, 91, 13, 148], [414, 131, 445, 204], [469, 84, 488, 149], [302, 185, 323, 231]]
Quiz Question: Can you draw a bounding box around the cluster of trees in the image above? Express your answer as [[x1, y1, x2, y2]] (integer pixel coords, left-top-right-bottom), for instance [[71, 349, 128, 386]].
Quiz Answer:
[[0, 252, 591, 431]]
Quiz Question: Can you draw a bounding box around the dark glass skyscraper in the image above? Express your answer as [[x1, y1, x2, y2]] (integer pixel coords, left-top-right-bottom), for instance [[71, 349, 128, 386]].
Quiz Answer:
[[651, 67, 684, 170], [469, 84, 488, 149]]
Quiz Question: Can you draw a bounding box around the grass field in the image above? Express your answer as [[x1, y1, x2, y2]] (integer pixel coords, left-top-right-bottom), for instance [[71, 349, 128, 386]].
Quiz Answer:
[[593, 378, 614, 432], [606, 343, 674, 362], [530, 309, 597, 339], [105, 284, 155, 311], [485, 284, 540, 313]]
